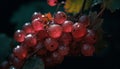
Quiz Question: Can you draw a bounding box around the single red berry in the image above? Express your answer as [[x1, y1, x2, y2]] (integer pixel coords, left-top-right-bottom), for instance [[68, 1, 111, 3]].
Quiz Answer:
[[79, 15, 90, 27], [84, 29, 97, 44], [59, 33, 72, 46], [44, 38, 58, 52], [54, 11, 67, 24], [12, 57, 23, 69], [72, 22, 87, 39], [32, 12, 42, 20], [62, 20, 73, 32], [22, 22, 35, 34], [81, 43, 95, 56], [47, 0, 58, 6], [14, 30, 26, 42], [58, 45, 69, 56], [32, 18, 44, 32], [47, 24, 62, 38], [37, 30, 48, 41], [51, 51, 64, 64], [24, 34, 37, 47], [13, 45, 28, 60]]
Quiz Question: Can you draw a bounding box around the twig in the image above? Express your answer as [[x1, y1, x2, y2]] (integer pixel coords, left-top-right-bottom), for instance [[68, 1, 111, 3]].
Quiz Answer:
[[97, 3, 105, 17]]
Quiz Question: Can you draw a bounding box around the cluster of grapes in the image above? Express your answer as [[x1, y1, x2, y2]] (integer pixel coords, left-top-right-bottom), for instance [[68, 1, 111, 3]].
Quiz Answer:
[[0, 11, 97, 69]]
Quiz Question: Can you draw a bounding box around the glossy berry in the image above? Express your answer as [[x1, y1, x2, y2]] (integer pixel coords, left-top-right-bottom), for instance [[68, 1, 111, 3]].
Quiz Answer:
[[62, 20, 73, 32], [24, 34, 37, 47], [58, 45, 69, 56], [47, 0, 58, 6], [59, 33, 72, 46], [54, 11, 67, 24], [79, 15, 90, 27], [44, 38, 58, 52], [72, 22, 87, 39], [81, 43, 95, 56], [14, 30, 26, 42], [32, 18, 44, 32], [12, 57, 23, 69], [37, 30, 48, 41], [32, 12, 42, 20], [84, 29, 97, 44], [47, 24, 62, 38], [13, 45, 28, 60], [23, 22, 35, 34], [51, 51, 64, 64]]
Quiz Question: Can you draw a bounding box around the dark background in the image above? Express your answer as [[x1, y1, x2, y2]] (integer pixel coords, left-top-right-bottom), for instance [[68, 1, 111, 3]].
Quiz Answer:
[[0, 0, 120, 69]]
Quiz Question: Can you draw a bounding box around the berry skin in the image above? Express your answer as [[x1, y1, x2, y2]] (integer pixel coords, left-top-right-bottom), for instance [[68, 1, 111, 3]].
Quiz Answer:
[[51, 51, 64, 64], [81, 43, 95, 56], [13, 45, 28, 60], [84, 29, 97, 44], [79, 15, 90, 27], [72, 22, 87, 39], [24, 34, 37, 47], [59, 33, 72, 46], [47, 24, 62, 38], [32, 12, 42, 20], [14, 30, 26, 42], [12, 57, 23, 69], [58, 45, 69, 56], [47, 0, 58, 6], [37, 30, 48, 41], [44, 38, 58, 52], [54, 11, 67, 24], [22, 22, 35, 34], [62, 20, 73, 32], [32, 18, 44, 32]]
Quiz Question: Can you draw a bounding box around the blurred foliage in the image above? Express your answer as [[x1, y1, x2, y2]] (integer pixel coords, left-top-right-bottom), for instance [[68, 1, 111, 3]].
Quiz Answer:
[[0, 34, 12, 63], [22, 56, 44, 69]]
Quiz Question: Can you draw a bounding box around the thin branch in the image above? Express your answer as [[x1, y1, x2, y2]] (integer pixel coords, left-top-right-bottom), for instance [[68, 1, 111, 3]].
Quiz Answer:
[[97, 3, 105, 17]]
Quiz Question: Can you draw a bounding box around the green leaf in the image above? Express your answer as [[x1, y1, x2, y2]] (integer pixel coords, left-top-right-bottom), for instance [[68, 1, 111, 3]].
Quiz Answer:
[[103, 0, 120, 12], [22, 56, 44, 69], [0, 34, 12, 63], [64, 0, 84, 14]]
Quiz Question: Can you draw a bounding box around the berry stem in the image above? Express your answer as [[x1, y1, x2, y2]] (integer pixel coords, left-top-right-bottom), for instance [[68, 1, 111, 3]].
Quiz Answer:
[[97, 3, 105, 17]]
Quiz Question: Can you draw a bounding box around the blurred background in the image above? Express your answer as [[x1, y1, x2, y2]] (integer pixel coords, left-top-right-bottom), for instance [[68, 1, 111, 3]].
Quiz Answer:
[[0, 0, 120, 69]]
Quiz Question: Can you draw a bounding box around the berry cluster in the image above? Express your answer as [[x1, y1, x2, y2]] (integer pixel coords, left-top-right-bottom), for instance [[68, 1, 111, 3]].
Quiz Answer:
[[0, 11, 97, 69]]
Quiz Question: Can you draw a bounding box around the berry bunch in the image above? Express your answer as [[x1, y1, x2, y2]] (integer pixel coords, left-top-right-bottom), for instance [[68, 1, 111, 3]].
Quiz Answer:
[[0, 11, 97, 69]]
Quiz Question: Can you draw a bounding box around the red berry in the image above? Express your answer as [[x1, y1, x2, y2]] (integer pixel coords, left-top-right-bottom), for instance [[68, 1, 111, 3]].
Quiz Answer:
[[84, 29, 97, 44], [13, 45, 28, 60], [58, 45, 69, 56], [44, 38, 58, 52], [37, 30, 48, 41], [81, 43, 95, 56], [47, 0, 58, 6], [54, 11, 67, 24], [62, 20, 73, 32], [79, 15, 90, 27], [43, 57, 55, 67], [14, 30, 25, 42], [59, 33, 72, 46], [32, 12, 42, 20], [51, 51, 64, 64], [22, 22, 35, 34], [12, 57, 23, 69], [47, 24, 62, 38], [24, 34, 37, 47], [32, 18, 44, 32], [72, 22, 87, 39]]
